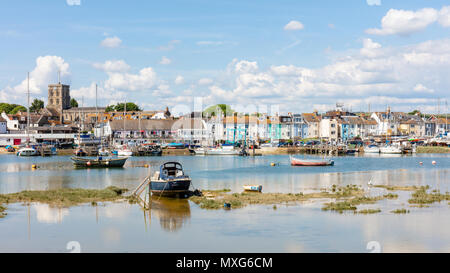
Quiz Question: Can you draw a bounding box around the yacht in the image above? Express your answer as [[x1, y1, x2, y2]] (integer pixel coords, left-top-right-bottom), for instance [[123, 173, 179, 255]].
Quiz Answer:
[[364, 144, 380, 153], [17, 146, 38, 157], [380, 145, 402, 154]]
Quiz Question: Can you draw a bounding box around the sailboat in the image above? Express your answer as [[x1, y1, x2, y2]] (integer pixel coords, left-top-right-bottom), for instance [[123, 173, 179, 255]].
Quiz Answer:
[[115, 101, 133, 157], [17, 72, 38, 157], [380, 108, 402, 154]]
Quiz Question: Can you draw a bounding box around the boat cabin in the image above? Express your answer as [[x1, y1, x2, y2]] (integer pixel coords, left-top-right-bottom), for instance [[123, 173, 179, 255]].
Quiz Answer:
[[159, 162, 187, 179]]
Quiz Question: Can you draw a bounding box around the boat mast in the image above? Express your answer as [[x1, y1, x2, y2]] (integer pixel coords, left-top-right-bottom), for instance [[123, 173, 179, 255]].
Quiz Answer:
[[123, 101, 126, 145], [26, 72, 30, 145]]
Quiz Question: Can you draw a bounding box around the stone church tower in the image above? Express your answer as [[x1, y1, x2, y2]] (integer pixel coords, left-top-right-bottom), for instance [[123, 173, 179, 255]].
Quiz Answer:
[[47, 83, 71, 122]]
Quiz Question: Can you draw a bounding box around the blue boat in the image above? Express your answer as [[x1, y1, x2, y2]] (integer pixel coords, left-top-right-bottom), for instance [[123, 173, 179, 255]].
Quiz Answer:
[[150, 162, 191, 198]]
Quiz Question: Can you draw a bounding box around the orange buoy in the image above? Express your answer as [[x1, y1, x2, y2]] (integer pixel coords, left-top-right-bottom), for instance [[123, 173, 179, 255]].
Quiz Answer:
[[419, 162, 423, 165], [87, 161, 91, 166], [432, 161, 436, 165]]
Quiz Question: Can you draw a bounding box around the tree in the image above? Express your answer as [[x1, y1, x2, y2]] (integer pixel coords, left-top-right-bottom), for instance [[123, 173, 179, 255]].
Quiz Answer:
[[112, 102, 142, 112], [29, 99, 44, 113], [408, 109, 420, 116], [105, 105, 115, 112], [9, 105, 27, 114], [70, 98, 79, 108]]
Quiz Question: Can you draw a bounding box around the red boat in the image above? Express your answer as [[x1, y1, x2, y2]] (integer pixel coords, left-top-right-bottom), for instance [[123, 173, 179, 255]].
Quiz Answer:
[[290, 156, 334, 166]]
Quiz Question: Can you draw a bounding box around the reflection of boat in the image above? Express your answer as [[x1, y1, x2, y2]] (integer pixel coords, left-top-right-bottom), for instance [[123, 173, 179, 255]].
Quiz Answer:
[[194, 144, 240, 155], [243, 185, 262, 192], [70, 156, 128, 168], [290, 156, 334, 166], [16, 146, 38, 156], [380, 145, 402, 154], [150, 196, 191, 232], [364, 144, 380, 153], [150, 162, 191, 198]]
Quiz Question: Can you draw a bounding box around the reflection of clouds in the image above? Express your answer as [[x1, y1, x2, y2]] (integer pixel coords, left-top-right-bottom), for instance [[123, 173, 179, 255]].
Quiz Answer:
[[101, 227, 121, 243], [33, 204, 69, 224], [284, 243, 307, 253], [102, 203, 131, 219]]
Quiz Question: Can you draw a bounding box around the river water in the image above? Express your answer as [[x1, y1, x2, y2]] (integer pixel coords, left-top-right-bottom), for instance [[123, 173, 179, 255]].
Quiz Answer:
[[0, 153, 449, 252]]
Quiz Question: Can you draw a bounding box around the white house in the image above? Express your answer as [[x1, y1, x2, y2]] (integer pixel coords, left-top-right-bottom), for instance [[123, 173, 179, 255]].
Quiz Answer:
[[0, 116, 7, 134]]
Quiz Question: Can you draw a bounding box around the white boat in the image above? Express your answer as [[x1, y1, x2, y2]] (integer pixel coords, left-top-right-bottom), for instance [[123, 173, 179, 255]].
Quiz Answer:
[[98, 147, 110, 156], [243, 185, 262, 192], [364, 145, 380, 153], [195, 145, 240, 155], [117, 146, 133, 157], [17, 147, 38, 157], [380, 145, 402, 154]]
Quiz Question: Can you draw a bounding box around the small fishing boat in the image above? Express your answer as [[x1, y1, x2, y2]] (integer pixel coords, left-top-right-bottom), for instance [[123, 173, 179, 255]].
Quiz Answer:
[[150, 162, 191, 198], [290, 156, 334, 166], [364, 144, 380, 153], [70, 156, 128, 168], [16, 146, 38, 157], [194, 144, 240, 155], [98, 147, 110, 156], [243, 185, 262, 192]]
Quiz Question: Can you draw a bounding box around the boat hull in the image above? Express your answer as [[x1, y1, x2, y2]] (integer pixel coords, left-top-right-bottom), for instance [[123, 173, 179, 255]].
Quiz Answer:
[[70, 156, 128, 168], [150, 179, 191, 197], [364, 147, 380, 153], [380, 146, 402, 154], [290, 157, 334, 166]]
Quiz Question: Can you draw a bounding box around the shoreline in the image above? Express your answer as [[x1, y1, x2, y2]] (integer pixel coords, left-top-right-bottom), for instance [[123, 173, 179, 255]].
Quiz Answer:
[[0, 146, 449, 156]]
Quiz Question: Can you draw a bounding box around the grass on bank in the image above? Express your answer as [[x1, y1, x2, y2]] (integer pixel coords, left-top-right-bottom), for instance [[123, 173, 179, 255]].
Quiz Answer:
[[416, 146, 450, 154], [408, 187, 450, 205], [0, 186, 129, 209], [391, 209, 410, 214]]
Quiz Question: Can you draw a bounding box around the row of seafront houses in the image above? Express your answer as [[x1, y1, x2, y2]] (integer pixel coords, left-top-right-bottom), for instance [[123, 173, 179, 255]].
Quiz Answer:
[[2, 105, 448, 147]]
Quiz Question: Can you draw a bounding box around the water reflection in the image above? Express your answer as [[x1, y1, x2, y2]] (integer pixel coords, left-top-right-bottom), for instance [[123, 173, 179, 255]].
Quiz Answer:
[[33, 204, 69, 224], [149, 196, 191, 232]]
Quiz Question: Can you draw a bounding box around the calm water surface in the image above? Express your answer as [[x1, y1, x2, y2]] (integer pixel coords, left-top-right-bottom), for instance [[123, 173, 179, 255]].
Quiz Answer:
[[0, 153, 449, 252]]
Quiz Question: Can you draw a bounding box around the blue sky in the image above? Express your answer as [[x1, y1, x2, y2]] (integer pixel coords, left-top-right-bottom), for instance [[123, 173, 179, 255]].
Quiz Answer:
[[1, 0, 450, 115]]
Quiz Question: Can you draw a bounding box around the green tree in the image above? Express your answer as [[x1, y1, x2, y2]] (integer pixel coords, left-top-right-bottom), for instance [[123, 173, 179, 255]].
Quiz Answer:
[[29, 99, 44, 113], [408, 109, 420, 115], [70, 98, 79, 108], [105, 105, 115, 112], [113, 102, 142, 112], [9, 105, 27, 114], [0, 103, 15, 114]]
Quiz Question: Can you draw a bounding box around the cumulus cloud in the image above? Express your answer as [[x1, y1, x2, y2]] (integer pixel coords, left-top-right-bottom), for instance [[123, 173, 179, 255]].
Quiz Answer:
[[284, 20, 304, 31], [66, 0, 81, 6], [100, 36, 122, 48], [202, 39, 450, 113], [159, 56, 171, 65], [367, 6, 450, 36], [104, 67, 158, 91], [0, 55, 70, 103], [92, 60, 130, 72]]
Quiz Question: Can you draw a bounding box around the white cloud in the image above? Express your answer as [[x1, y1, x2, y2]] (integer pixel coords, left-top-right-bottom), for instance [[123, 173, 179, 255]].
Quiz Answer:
[[284, 20, 304, 31], [175, 75, 185, 85], [92, 60, 130, 72], [202, 39, 450, 113], [198, 78, 213, 85], [71, 82, 126, 101], [360, 38, 382, 58], [366, 6, 450, 36], [104, 67, 158, 92], [0, 56, 70, 104], [196, 41, 224, 46], [100, 36, 122, 48], [438, 6, 450, 27], [159, 56, 171, 65], [366, 0, 381, 6]]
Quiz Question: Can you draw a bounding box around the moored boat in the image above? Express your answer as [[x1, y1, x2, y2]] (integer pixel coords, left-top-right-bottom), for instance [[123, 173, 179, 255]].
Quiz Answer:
[[16, 146, 38, 157], [243, 185, 263, 192], [150, 162, 191, 198], [74, 147, 87, 156], [116, 145, 133, 157], [380, 145, 402, 154], [194, 144, 240, 155], [290, 156, 334, 166], [364, 144, 380, 153], [70, 156, 128, 168]]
